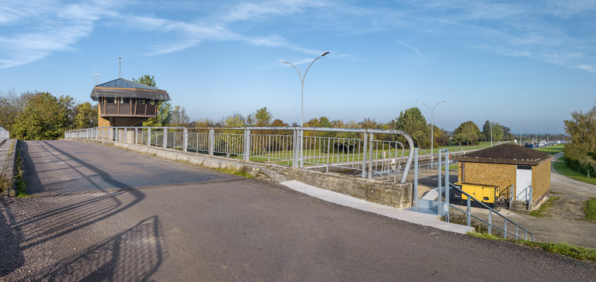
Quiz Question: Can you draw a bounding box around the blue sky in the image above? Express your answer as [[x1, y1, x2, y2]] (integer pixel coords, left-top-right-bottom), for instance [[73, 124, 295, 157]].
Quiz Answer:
[[1, 0, 595, 134]]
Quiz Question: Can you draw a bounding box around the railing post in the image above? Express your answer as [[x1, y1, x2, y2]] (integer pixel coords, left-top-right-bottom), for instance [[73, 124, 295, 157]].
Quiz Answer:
[[115, 128, 119, 142], [326, 138, 331, 173], [368, 132, 373, 179], [244, 129, 250, 161], [148, 128, 151, 146], [135, 128, 138, 145], [528, 185, 533, 211], [124, 128, 128, 143], [444, 150, 449, 222], [183, 128, 188, 152], [438, 151, 442, 188], [299, 129, 304, 168], [362, 132, 368, 178], [467, 197, 471, 227], [488, 210, 492, 234], [504, 220, 508, 239], [209, 129, 214, 156], [413, 148, 419, 208], [163, 128, 168, 148]]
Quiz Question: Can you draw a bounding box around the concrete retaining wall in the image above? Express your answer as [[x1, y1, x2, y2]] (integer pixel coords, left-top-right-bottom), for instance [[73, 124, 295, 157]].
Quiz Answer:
[[0, 139, 18, 196], [84, 139, 413, 208]]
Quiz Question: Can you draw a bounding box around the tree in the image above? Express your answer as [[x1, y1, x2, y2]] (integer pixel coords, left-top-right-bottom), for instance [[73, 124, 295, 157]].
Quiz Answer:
[[431, 125, 450, 147], [12, 92, 73, 140], [170, 105, 190, 127], [395, 107, 428, 147], [143, 101, 172, 126], [132, 75, 156, 87], [254, 107, 272, 126], [73, 102, 98, 129], [483, 120, 504, 142], [453, 121, 482, 145], [225, 112, 245, 127]]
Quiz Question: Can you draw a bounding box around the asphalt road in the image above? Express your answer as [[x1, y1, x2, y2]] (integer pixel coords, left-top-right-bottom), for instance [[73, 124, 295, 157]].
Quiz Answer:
[[0, 140, 594, 281]]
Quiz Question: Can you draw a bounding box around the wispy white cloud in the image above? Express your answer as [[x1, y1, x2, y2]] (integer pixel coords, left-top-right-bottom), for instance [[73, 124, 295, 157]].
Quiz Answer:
[[395, 40, 420, 54], [0, 0, 119, 68]]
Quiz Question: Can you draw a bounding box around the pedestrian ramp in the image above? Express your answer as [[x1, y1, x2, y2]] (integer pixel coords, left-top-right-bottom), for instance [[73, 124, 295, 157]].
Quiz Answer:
[[282, 180, 473, 234]]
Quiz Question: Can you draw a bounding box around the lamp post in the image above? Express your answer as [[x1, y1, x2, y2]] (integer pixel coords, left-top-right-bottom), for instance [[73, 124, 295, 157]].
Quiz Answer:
[[279, 51, 330, 127], [483, 114, 499, 147], [280, 51, 329, 168], [421, 100, 446, 165]]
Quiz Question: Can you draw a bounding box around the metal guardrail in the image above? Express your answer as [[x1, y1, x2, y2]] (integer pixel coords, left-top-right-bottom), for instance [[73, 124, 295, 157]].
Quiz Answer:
[[449, 183, 534, 241], [65, 126, 416, 184], [0, 127, 9, 139]]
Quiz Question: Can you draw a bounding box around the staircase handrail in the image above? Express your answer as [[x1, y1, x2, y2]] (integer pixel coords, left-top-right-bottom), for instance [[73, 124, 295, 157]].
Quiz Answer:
[[449, 183, 534, 241]]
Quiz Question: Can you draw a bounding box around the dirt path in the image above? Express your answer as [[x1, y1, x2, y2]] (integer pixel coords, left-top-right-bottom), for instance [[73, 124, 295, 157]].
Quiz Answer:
[[460, 152, 596, 248]]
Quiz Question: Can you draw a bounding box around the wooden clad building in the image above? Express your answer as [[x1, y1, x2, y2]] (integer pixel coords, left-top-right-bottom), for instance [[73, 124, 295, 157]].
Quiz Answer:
[[453, 144, 553, 209], [90, 78, 171, 127]]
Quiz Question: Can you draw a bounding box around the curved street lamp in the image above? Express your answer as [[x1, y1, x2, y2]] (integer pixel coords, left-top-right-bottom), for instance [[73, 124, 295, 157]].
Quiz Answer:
[[421, 100, 446, 164], [279, 51, 330, 127]]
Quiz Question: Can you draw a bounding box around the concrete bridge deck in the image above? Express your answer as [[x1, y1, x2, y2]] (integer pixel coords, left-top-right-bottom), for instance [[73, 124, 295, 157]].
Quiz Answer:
[[0, 140, 594, 281]]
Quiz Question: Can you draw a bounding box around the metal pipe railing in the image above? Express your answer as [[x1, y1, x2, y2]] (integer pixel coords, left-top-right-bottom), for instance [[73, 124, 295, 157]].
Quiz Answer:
[[65, 126, 416, 184], [449, 183, 534, 241]]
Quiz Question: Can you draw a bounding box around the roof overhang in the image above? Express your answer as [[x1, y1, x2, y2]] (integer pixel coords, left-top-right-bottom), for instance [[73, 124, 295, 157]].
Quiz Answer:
[[91, 87, 170, 101]]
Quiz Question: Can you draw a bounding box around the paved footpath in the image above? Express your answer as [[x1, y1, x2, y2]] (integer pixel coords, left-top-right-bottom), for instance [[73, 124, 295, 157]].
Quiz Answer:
[[0, 140, 594, 281]]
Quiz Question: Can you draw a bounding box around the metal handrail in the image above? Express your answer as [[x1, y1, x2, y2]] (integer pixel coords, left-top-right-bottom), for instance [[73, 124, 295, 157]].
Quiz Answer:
[[65, 126, 415, 184], [449, 183, 534, 241], [516, 185, 533, 211]]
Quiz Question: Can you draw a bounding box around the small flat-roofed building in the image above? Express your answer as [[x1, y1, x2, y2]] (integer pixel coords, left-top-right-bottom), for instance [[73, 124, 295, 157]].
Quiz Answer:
[[453, 144, 553, 210], [90, 78, 171, 127]]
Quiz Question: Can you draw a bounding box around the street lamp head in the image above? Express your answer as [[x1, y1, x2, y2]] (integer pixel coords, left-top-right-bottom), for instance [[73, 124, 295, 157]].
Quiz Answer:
[[278, 59, 286, 63], [320, 51, 330, 57]]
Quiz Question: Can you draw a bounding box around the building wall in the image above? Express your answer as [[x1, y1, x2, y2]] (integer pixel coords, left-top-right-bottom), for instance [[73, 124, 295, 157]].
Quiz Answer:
[[531, 157, 552, 205], [97, 103, 111, 127], [458, 162, 517, 198], [458, 157, 552, 207]]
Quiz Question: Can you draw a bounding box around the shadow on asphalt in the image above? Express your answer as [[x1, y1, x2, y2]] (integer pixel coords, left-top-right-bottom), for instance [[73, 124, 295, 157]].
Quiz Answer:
[[31, 216, 165, 281], [0, 141, 165, 280]]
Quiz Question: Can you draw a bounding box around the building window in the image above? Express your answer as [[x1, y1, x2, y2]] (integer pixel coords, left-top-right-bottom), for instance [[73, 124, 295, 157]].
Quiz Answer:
[[106, 97, 115, 104], [139, 99, 145, 105], [150, 99, 156, 105], [121, 98, 129, 104]]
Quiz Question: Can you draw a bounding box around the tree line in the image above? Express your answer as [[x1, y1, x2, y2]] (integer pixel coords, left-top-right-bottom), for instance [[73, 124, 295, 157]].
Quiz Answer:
[[564, 106, 596, 175], [0, 75, 564, 147]]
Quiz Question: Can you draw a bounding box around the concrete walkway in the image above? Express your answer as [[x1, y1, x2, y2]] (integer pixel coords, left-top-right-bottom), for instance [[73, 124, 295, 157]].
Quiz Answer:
[[282, 180, 473, 234]]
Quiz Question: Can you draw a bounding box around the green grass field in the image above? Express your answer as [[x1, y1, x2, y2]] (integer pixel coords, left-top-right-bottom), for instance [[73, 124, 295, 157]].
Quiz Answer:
[[536, 144, 565, 155]]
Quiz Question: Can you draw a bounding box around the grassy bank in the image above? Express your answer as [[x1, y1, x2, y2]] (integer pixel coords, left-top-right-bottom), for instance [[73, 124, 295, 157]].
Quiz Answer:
[[552, 157, 596, 186], [536, 144, 565, 155], [529, 196, 558, 217], [470, 233, 596, 262], [585, 198, 596, 221]]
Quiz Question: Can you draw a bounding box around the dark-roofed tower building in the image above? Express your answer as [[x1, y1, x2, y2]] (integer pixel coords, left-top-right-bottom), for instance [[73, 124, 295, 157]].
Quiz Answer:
[[90, 78, 171, 127]]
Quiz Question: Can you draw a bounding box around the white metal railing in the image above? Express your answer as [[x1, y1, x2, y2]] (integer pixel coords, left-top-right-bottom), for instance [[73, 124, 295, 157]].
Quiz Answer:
[[0, 127, 9, 139], [65, 126, 416, 183], [517, 185, 533, 211]]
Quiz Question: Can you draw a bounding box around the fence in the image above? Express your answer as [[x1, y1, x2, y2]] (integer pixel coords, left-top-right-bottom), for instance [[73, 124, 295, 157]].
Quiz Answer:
[[65, 126, 415, 183], [0, 127, 9, 139]]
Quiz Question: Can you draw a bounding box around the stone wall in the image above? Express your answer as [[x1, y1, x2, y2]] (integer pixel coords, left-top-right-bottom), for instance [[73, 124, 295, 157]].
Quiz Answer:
[[0, 139, 18, 196]]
